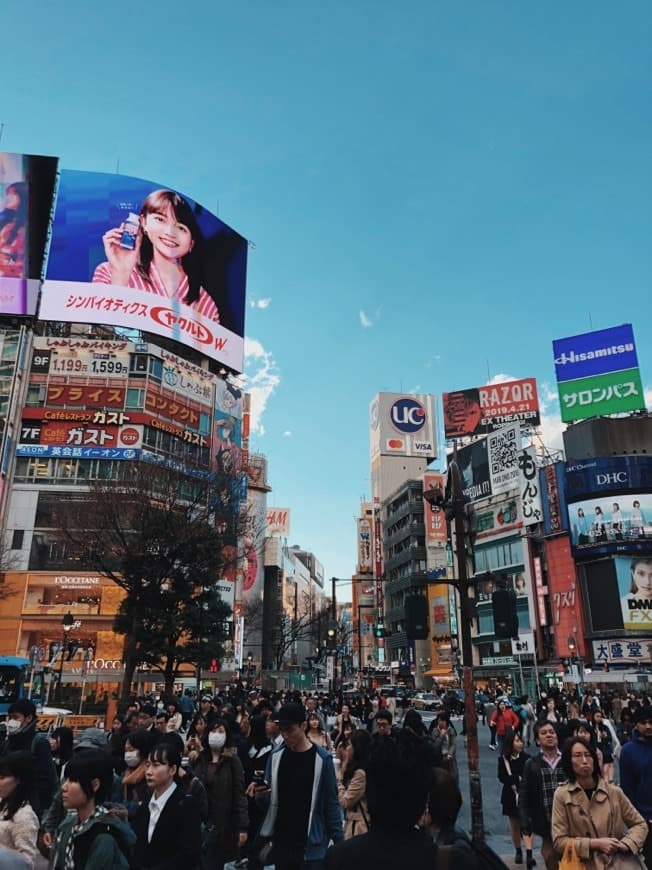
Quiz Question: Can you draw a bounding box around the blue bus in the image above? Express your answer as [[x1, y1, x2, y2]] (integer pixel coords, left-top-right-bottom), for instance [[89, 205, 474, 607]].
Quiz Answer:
[[0, 656, 45, 717]]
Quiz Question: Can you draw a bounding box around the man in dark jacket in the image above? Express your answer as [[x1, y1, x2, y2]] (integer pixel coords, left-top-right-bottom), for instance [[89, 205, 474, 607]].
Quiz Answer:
[[325, 729, 438, 870], [1, 699, 57, 815], [620, 705, 652, 867], [518, 721, 565, 870]]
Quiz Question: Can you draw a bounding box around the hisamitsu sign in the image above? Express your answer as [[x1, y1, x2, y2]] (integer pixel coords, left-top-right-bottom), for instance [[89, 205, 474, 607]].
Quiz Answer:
[[553, 324, 640, 382]]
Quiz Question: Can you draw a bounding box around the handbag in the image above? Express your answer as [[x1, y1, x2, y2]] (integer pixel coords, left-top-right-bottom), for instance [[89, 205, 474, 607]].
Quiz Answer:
[[559, 841, 584, 870]]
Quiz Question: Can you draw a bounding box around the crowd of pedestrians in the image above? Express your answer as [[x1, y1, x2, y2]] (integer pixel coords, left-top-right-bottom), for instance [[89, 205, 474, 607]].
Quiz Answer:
[[0, 684, 648, 869]]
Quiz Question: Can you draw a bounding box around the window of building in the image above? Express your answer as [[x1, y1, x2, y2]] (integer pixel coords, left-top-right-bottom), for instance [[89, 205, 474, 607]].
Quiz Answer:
[[11, 530, 24, 549]]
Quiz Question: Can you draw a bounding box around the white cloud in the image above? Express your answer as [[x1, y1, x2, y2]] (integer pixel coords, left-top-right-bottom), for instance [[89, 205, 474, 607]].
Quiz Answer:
[[645, 385, 652, 411], [249, 298, 272, 309], [244, 337, 280, 435], [359, 309, 372, 328], [283, 430, 292, 437]]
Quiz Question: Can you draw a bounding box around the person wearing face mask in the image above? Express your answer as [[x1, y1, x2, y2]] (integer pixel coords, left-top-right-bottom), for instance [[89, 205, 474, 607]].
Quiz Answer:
[[1, 700, 57, 819], [118, 729, 153, 821], [192, 717, 248, 870]]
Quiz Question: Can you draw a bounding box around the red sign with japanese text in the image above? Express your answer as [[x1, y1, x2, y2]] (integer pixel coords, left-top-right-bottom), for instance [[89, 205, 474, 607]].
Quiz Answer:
[[443, 378, 540, 438], [423, 473, 447, 543], [145, 388, 200, 430]]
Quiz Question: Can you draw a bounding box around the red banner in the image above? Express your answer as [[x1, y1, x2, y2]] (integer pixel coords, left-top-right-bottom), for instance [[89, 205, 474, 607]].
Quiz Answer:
[[145, 388, 200, 429], [423, 473, 447, 542]]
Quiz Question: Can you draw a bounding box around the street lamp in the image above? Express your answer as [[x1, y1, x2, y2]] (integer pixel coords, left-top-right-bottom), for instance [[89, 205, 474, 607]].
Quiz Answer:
[[56, 612, 75, 706], [247, 653, 254, 684]]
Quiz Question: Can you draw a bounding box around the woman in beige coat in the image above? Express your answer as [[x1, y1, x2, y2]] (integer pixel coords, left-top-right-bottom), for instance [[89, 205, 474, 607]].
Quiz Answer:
[[552, 737, 647, 870], [337, 729, 371, 839]]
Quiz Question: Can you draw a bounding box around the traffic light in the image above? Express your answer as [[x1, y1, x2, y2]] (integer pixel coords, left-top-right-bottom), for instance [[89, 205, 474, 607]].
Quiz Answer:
[[326, 622, 337, 650], [492, 588, 518, 639], [374, 621, 386, 639]]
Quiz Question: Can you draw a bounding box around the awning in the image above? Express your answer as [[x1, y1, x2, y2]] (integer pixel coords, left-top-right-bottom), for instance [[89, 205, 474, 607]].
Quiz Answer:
[[423, 666, 453, 677]]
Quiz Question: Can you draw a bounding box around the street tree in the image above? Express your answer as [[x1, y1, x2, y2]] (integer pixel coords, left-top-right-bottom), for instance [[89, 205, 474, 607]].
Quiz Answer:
[[55, 458, 257, 702]]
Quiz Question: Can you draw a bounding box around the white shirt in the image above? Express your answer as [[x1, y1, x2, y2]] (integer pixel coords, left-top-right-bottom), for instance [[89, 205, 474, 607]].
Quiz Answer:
[[148, 781, 177, 843]]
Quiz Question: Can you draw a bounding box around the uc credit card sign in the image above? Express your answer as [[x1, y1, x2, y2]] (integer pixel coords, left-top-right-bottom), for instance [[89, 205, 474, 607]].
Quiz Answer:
[[369, 392, 437, 460], [553, 324, 639, 382]]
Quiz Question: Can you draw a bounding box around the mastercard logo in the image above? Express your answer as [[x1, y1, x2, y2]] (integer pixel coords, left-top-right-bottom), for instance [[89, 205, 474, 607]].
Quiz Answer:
[[387, 438, 404, 449]]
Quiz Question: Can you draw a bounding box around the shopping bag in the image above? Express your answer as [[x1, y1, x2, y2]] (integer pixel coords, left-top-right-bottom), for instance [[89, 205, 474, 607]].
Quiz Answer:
[[559, 840, 584, 870]]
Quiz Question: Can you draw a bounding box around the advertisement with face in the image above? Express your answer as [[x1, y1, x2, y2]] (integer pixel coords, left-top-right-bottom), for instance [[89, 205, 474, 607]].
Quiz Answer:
[[568, 493, 651, 554], [0, 152, 58, 314], [616, 556, 652, 631], [41, 170, 248, 371], [442, 378, 540, 438], [452, 436, 492, 502]]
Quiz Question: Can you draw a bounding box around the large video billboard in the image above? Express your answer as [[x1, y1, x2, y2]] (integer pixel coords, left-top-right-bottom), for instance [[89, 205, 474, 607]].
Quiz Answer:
[[369, 393, 437, 461], [0, 152, 58, 315], [566, 455, 652, 556], [616, 556, 652, 632], [452, 436, 492, 502], [442, 378, 540, 438], [40, 170, 247, 371], [553, 324, 645, 423]]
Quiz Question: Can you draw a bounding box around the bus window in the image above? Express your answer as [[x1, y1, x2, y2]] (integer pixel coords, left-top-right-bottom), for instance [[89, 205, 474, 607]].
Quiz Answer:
[[0, 667, 20, 704]]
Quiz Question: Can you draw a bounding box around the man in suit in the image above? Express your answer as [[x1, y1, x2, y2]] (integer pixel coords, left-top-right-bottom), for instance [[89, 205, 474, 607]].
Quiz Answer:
[[132, 741, 201, 869]]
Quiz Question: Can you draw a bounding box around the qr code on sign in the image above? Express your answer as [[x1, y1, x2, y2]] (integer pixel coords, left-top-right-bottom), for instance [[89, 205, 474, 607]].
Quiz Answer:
[[489, 427, 518, 475]]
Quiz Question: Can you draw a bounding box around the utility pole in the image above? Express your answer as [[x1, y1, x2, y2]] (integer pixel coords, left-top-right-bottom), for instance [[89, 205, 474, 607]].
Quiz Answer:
[[423, 455, 484, 842]]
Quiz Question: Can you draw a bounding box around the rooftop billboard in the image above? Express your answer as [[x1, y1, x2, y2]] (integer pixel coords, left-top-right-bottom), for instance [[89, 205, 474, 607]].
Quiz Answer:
[[442, 378, 540, 438], [0, 152, 58, 315], [40, 170, 247, 371], [552, 324, 645, 423], [369, 392, 437, 461]]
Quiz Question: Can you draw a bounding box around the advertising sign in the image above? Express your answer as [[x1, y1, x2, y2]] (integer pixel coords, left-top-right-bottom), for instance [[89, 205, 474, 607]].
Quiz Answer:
[[541, 462, 567, 535], [432, 594, 450, 637], [215, 579, 235, 619], [453, 436, 492, 502], [592, 638, 652, 665], [518, 447, 542, 526], [213, 411, 242, 477], [19, 419, 143, 449], [0, 152, 58, 315], [511, 632, 535, 656], [553, 324, 645, 422], [565, 456, 652, 500], [553, 324, 640, 382], [475, 497, 521, 539], [557, 369, 645, 423], [15, 445, 139, 460], [41, 170, 248, 371], [145, 388, 203, 430], [159, 348, 216, 407], [46, 385, 126, 408], [616, 556, 652, 631], [357, 518, 373, 574], [369, 392, 437, 461], [442, 378, 540, 438], [568, 493, 652, 554], [423, 472, 447, 543], [488, 423, 521, 495], [266, 508, 290, 537]]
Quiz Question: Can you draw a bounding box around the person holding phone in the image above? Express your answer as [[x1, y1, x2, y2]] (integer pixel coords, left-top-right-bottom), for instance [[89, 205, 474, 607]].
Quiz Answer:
[[92, 189, 219, 321]]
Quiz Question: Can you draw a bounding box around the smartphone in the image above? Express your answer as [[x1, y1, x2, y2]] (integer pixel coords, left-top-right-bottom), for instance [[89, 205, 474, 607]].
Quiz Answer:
[[253, 771, 266, 785]]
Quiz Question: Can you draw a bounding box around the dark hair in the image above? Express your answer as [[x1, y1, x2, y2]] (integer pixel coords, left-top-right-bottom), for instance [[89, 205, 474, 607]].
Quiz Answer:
[[366, 730, 434, 830], [343, 729, 371, 787], [148, 741, 181, 770], [0, 181, 28, 245], [124, 728, 154, 757], [335, 721, 355, 747], [51, 727, 74, 763], [630, 559, 652, 594], [306, 712, 324, 732], [155, 711, 170, 722], [403, 709, 427, 737], [64, 752, 114, 804], [534, 720, 559, 741], [7, 699, 36, 720], [560, 737, 600, 782], [248, 715, 269, 751], [375, 709, 393, 725], [202, 716, 232, 750], [0, 751, 37, 819], [156, 732, 185, 759], [187, 714, 207, 739], [428, 766, 462, 829], [137, 189, 205, 303], [502, 729, 522, 759]]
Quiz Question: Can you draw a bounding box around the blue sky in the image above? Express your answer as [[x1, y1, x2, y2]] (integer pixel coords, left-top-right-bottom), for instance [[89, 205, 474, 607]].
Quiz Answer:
[[3, 1, 651, 593]]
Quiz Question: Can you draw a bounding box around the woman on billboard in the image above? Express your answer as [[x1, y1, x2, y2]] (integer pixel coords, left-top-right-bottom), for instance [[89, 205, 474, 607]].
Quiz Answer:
[[619, 557, 652, 631], [92, 189, 220, 321]]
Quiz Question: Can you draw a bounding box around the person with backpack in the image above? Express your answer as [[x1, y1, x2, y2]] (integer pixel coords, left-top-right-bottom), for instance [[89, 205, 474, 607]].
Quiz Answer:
[[52, 751, 135, 869]]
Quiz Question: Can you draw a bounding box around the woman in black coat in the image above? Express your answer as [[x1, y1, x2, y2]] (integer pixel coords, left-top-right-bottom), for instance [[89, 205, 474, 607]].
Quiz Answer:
[[497, 730, 534, 867]]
